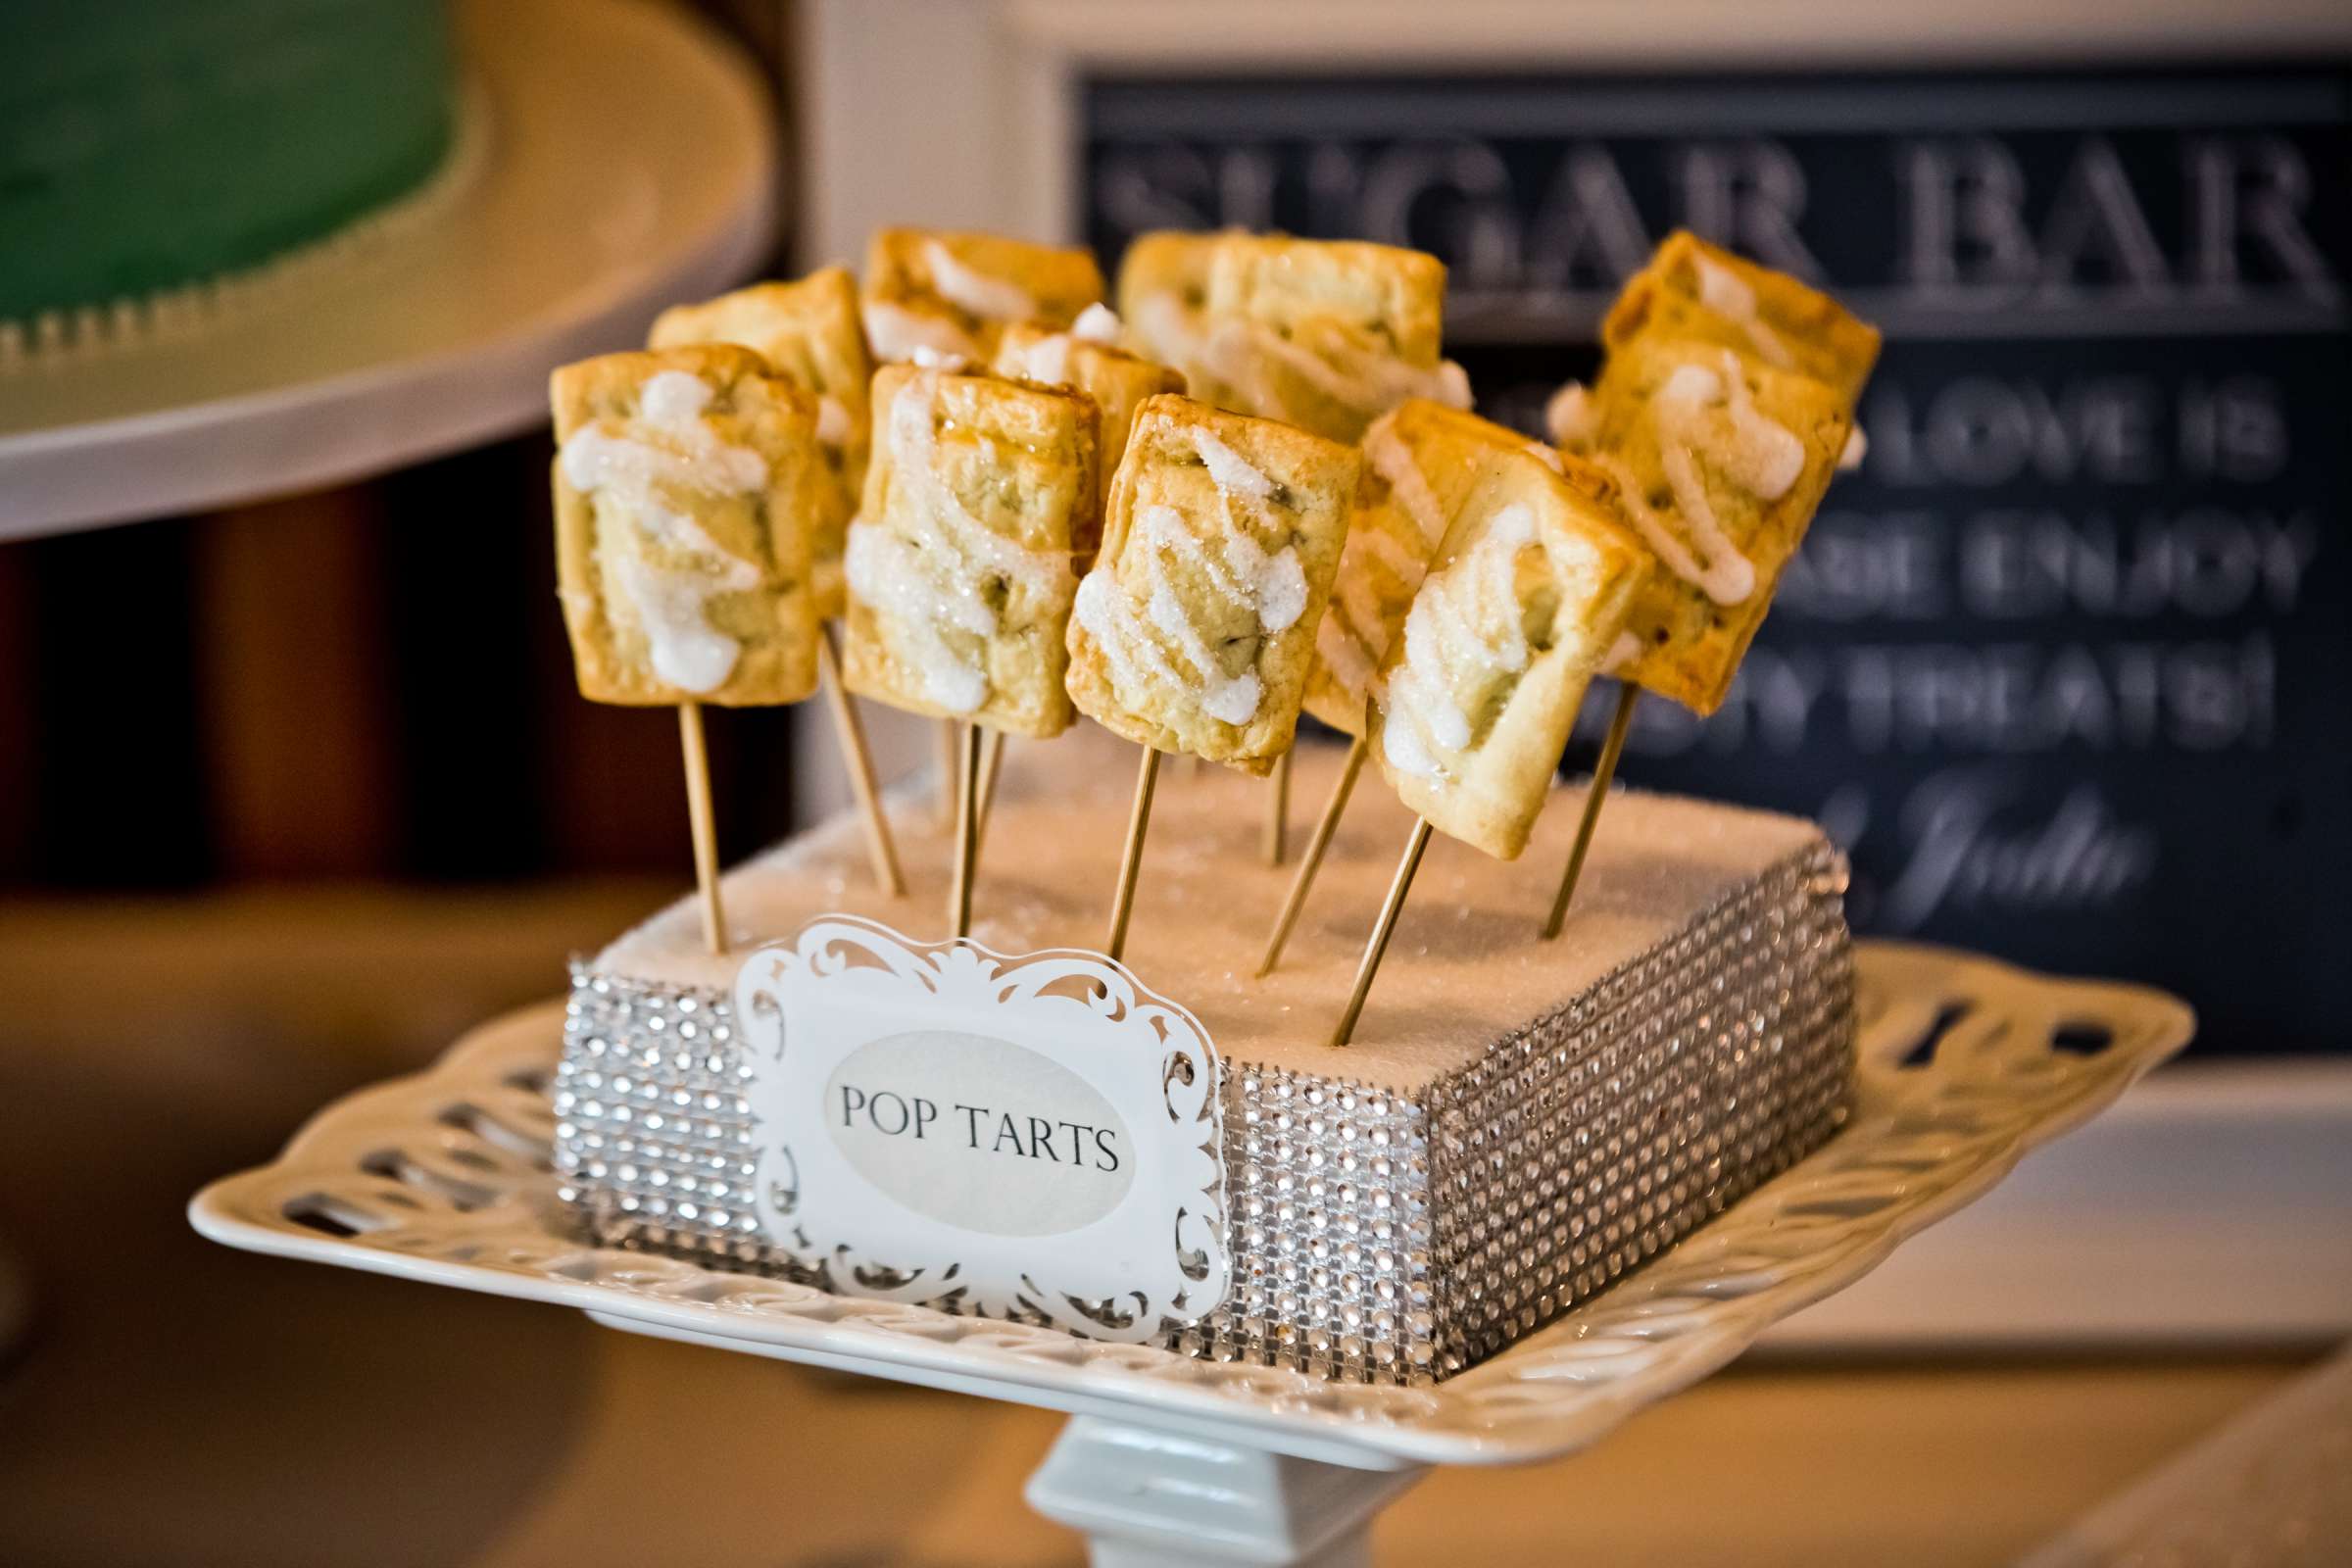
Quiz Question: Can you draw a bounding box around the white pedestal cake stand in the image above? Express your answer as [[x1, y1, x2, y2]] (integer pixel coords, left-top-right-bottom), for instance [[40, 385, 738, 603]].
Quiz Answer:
[[192, 943, 2190, 1567]]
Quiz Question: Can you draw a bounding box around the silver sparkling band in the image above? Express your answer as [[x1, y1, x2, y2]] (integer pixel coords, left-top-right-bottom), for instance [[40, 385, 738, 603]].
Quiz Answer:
[[553, 839, 1853, 1384]]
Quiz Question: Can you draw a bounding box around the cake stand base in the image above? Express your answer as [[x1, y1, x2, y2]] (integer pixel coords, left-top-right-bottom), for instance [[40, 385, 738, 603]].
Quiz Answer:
[[1026, 1416, 1425, 1568], [190, 942, 2193, 1560]]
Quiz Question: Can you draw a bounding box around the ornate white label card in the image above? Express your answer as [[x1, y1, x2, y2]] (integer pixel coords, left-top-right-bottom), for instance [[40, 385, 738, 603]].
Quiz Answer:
[[732, 916, 1229, 1343]]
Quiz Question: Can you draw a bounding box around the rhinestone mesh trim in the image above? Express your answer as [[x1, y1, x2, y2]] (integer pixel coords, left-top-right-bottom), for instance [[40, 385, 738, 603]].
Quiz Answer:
[[552, 841, 1853, 1385]]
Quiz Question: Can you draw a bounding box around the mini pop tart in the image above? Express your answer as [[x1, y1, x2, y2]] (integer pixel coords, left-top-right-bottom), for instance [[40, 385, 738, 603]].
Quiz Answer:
[[1367, 446, 1650, 860], [1303, 399, 1568, 736], [553, 344, 822, 707], [841, 364, 1100, 738], [860, 226, 1104, 367], [1066, 394, 1357, 774], [1551, 233, 1879, 716], [649, 267, 874, 617], [993, 309, 1187, 549], [1117, 232, 1469, 444]]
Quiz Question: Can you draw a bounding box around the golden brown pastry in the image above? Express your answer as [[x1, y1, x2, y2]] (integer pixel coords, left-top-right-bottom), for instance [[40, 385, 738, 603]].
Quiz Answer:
[[1367, 447, 1649, 859], [1601, 230, 1880, 403], [1065, 394, 1357, 774], [1303, 399, 1566, 736], [992, 313, 1186, 555], [1548, 235, 1878, 717], [860, 227, 1105, 366], [841, 364, 1099, 738], [648, 267, 873, 616], [552, 345, 822, 707], [1116, 230, 1469, 444]]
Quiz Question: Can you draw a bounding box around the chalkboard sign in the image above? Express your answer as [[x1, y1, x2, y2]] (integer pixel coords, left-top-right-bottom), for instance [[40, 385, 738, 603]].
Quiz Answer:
[[1082, 67, 2351, 1057]]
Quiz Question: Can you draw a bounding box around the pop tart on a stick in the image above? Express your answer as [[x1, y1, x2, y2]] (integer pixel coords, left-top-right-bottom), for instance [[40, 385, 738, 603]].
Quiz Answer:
[[1064, 394, 1357, 959], [976, 310, 1186, 835], [552, 344, 825, 955], [841, 364, 1100, 937], [1325, 446, 1650, 1046], [1119, 231, 1470, 861], [1259, 399, 1566, 973], [860, 226, 1105, 819], [649, 268, 904, 896], [1543, 231, 1879, 938]]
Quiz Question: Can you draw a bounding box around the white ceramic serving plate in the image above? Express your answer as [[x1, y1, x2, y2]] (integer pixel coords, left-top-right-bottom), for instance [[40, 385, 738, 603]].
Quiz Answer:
[[0, 0, 775, 539], [192, 941, 2189, 1474]]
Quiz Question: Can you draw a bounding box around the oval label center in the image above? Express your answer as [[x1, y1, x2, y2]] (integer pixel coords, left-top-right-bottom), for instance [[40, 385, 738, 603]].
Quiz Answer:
[[822, 1028, 1137, 1238]]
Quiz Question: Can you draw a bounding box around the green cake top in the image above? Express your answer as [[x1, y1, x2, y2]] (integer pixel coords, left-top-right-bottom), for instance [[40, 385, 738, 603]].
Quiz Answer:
[[0, 0, 458, 323]]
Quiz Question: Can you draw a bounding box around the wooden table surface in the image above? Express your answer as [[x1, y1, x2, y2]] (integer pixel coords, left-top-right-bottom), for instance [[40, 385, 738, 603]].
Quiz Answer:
[[0, 886, 2316, 1567]]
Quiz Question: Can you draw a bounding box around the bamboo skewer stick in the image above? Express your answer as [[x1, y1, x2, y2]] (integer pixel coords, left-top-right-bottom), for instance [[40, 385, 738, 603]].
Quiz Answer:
[[1542, 683, 1642, 940], [1257, 734, 1369, 976], [949, 721, 982, 939], [677, 702, 726, 956], [1103, 745, 1161, 963], [1262, 749, 1293, 865], [934, 717, 960, 830], [816, 624, 904, 897], [1328, 815, 1434, 1049], [971, 728, 1007, 858]]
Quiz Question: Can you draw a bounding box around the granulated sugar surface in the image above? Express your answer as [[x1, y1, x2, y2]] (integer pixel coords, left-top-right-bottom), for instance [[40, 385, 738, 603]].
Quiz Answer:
[[595, 722, 1825, 1093]]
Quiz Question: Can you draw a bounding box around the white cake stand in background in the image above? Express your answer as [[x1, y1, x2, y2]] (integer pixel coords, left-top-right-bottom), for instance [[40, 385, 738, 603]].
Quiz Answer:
[[0, 0, 776, 540], [194, 944, 2191, 1566]]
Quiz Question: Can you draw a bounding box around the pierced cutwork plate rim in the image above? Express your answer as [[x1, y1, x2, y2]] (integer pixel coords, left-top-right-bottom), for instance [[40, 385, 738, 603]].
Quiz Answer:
[[190, 940, 2190, 1469]]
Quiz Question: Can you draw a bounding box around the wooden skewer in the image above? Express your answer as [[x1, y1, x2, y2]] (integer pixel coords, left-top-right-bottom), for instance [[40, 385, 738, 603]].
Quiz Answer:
[[1542, 683, 1642, 940], [1257, 733, 1369, 976], [934, 716, 960, 831], [949, 721, 983, 938], [971, 727, 1007, 858], [1262, 748, 1293, 865], [677, 701, 726, 956], [1103, 745, 1161, 962], [816, 624, 903, 897], [1328, 815, 1434, 1049]]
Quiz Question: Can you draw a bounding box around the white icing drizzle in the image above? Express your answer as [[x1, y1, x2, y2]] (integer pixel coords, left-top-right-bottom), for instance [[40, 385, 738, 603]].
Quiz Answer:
[[815, 396, 853, 448], [557, 370, 769, 694], [1192, 426, 1277, 500], [1379, 505, 1541, 779], [1838, 426, 1867, 470], [1072, 433, 1304, 728], [1597, 450, 1753, 609], [1691, 254, 1794, 369], [1661, 355, 1805, 501], [922, 240, 1039, 322], [1595, 349, 1807, 608], [843, 370, 1075, 713], [1545, 381, 1597, 449], [861, 300, 981, 364], [1070, 303, 1122, 342], [1003, 332, 1073, 387]]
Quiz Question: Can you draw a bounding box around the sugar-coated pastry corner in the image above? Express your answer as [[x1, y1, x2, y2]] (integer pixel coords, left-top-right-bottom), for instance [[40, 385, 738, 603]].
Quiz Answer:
[[551, 344, 823, 709], [1066, 394, 1358, 774]]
